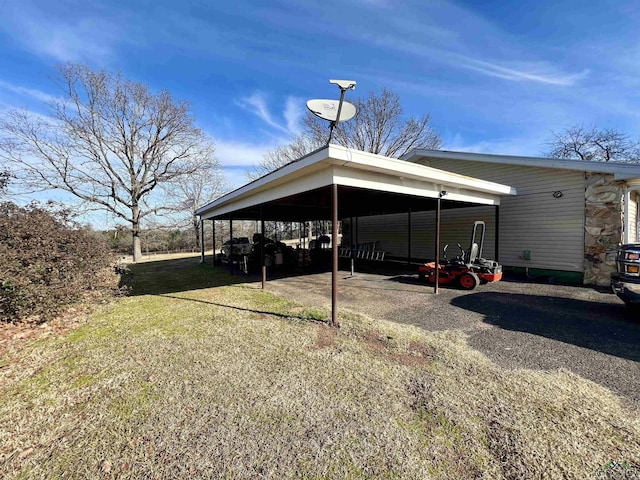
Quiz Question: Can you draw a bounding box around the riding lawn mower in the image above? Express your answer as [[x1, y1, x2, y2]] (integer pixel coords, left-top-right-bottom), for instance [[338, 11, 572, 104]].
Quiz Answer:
[[418, 221, 502, 290]]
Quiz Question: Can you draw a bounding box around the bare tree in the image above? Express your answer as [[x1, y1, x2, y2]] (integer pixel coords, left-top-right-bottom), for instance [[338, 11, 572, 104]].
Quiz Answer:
[[0, 64, 215, 261], [168, 162, 228, 249], [545, 125, 640, 163], [247, 88, 442, 180], [247, 134, 322, 180]]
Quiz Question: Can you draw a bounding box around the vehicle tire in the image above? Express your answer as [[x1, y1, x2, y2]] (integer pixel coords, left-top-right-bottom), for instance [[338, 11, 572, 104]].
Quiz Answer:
[[458, 272, 479, 290]]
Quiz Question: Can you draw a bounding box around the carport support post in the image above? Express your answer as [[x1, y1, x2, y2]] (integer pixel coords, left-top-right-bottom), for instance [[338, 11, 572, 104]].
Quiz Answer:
[[434, 195, 442, 294], [332, 183, 339, 327], [495, 205, 500, 261], [408, 208, 412, 267], [350, 216, 355, 276], [212, 220, 216, 266], [355, 217, 358, 249], [261, 208, 266, 290], [230, 219, 234, 275], [199, 216, 205, 263]]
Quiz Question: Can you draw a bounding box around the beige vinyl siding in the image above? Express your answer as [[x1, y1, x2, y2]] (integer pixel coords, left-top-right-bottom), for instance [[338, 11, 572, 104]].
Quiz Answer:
[[353, 206, 496, 261], [417, 158, 586, 272], [630, 191, 639, 243]]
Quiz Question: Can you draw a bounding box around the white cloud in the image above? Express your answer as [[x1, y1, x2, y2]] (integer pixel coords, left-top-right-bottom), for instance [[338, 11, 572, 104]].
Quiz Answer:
[[0, 4, 122, 62], [284, 96, 304, 134], [454, 56, 590, 87], [236, 92, 305, 135], [214, 138, 276, 167], [214, 140, 269, 190], [222, 166, 253, 191], [0, 81, 59, 104], [237, 92, 290, 134], [444, 135, 546, 158], [365, 32, 587, 87]]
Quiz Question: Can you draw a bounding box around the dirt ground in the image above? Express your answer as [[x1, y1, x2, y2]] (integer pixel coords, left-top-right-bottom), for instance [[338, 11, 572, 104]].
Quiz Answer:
[[258, 267, 640, 407]]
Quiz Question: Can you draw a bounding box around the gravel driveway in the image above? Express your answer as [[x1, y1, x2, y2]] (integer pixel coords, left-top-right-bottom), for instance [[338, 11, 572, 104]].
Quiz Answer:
[[259, 268, 640, 406]]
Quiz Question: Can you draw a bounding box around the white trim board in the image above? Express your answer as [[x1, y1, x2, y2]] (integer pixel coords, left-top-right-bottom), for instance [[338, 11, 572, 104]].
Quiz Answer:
[[196, 145, 515, 220], [403, 149, 640, 181]]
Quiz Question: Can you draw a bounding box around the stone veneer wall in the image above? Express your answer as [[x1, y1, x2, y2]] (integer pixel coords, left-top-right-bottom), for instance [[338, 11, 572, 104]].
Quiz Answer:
[[584, 173, 624, 286]]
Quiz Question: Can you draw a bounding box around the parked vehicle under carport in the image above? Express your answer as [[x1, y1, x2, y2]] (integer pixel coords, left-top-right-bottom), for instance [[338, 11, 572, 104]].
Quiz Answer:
[[220, 237, 252, 258], [245, 234, 297, 272]]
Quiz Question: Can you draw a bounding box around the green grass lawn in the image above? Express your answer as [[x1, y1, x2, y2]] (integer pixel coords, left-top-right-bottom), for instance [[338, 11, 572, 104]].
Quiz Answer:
[[1, 255, 639, 479]]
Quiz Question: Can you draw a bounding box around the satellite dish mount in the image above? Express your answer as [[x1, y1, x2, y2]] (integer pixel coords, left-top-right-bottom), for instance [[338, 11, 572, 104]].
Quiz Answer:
[[306, 79, 357, 145]]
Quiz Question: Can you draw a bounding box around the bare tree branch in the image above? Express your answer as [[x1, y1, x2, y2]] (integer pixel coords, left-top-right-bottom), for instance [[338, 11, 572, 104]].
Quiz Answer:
[[545, 124, 640, 163], [247, 88, 442, 181], [157, 159, 228, 248]]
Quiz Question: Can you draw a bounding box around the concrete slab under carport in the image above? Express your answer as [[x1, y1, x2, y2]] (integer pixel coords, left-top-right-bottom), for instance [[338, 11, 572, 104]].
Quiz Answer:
[[196, 144, 516, 325], [258, 269, 640, 407]]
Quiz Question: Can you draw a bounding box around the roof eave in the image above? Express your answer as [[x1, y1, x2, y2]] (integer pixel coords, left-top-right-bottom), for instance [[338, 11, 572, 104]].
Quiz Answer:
[[196, 145, 516, 219], [403, 148, 640, 180]]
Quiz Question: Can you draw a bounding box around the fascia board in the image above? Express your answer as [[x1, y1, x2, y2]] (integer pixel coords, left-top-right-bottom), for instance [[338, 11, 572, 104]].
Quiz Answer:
[[327, 145, 516, 196], [196, 144, 516, 219], [615, 173, 640, 181], [198, 168, 334, 220], [333, 167, 501, 205], [404, 148, 640, 179], [196, 147, 331, 216]]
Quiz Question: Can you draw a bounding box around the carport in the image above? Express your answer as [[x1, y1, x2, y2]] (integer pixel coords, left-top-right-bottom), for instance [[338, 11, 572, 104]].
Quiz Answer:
[[196, 145, 516, 325]]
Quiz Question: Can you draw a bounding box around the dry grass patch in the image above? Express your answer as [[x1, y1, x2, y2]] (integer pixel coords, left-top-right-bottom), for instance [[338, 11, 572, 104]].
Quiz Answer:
[[0, 258, 638, 479]]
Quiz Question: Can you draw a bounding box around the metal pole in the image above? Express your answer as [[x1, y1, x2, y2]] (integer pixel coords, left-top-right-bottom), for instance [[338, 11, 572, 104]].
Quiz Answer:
[[350, 216, 355, 276], [261, 207, 266, 290], [327, 88, 347, 144], [434, 196, 441, 294], [230, 219, 234, 275], [199, 217, 205, 264], [407, 208, 412, 267], [297, 221, 301, 269], [495, 205, 500, 262], [331, 184, 339, 326], [355, 217, 358, 247], [212, 219, 216, 266]]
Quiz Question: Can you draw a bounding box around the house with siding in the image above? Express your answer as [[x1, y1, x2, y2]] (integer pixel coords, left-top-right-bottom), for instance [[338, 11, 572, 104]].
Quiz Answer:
[[347, 149, 640, 286]]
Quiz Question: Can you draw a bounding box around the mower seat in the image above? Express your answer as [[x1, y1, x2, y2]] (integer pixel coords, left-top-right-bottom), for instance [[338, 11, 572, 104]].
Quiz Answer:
[[468, 243, 479, 263]]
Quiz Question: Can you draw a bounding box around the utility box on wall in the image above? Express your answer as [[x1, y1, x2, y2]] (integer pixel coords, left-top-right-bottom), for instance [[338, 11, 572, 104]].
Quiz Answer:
[[523, 250, 532, 260]]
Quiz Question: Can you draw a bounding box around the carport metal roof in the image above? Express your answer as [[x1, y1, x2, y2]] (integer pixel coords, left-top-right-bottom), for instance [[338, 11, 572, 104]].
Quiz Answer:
[[195, 144, 516, 326], [195, 145, 516, 221]]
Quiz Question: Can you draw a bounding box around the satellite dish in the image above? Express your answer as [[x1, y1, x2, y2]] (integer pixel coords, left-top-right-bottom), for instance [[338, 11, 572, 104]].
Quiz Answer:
[[306, 99, 356, 123]]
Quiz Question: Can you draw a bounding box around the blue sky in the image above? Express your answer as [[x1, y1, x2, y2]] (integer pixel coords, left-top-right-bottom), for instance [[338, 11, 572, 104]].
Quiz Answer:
[[1, 0, 639, 193]]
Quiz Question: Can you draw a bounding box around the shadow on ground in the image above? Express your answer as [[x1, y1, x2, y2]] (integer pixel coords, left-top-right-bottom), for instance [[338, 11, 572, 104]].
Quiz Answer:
[[122, 256, 328, 323], [122, 256, 253, 296], [452, 292, 640, 363], [123, 255, 408, 297]]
